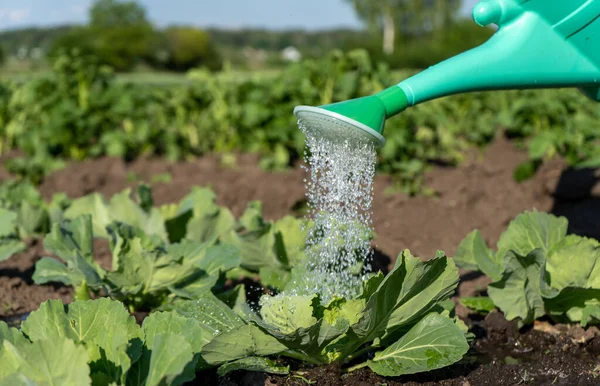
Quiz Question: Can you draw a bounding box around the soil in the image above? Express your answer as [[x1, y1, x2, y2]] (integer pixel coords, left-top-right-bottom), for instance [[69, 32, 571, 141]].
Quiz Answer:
[[1, 138, 600, 384]]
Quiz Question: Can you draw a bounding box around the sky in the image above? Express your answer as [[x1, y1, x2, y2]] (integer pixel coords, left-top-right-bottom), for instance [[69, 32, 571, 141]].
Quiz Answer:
[[0, 0, 481, 31]]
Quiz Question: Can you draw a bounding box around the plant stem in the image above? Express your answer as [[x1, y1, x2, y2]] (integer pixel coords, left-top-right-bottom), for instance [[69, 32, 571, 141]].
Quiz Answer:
[[280, 350, 322, 366], [343, 344, 376, 363], [74, 281, 90, 301], [344, 361, 368, 373]]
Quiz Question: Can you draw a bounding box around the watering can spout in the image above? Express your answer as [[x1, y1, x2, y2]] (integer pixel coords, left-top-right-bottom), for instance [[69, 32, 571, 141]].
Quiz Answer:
[[295, 0, 600, 148]]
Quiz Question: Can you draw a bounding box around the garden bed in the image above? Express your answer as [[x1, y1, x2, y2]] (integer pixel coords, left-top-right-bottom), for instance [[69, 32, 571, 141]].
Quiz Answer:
[[214, 313, 600, 385], [1, 138, 599, 385]]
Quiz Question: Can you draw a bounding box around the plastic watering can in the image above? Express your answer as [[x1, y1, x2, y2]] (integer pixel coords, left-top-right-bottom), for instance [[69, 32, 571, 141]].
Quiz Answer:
[[294, 0, 600, 147]]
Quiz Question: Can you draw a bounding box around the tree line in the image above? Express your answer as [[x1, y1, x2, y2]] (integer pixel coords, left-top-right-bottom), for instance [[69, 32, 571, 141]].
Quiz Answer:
[[0, 0, 494, 72]]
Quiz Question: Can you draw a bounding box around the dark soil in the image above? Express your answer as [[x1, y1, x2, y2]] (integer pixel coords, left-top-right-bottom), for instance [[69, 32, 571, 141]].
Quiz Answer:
[[0, 238, 112, 323], [1, 138, 600, 384]]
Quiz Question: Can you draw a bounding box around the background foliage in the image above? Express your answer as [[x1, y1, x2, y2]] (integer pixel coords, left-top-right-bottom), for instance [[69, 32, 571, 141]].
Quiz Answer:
[[1, 48, 599, 193]]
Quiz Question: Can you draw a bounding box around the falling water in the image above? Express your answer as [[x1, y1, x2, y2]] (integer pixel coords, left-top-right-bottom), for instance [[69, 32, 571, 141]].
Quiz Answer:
[[288, 120, 378, 302]]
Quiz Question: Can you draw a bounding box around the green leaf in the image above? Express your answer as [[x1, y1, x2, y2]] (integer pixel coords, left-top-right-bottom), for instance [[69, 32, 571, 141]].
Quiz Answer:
[[282, 265, 313, 295], [581, 304, 600, 327], [359, 272, 384, 299], [221, 225, 279, 272], [196, 244, 241, 276], [545, 235, 600, 290], [136, 184, 153, 214], [20, 300, 77, 341], [496, 210, 567, 258], [0, 337, 90, 385], [488, 249, 546, 326], [106, 230, 238, 303], [151, 241, 211, 289], [0, 374, 39, 386], [367, 313, 469, 376], [107, 221, 164, 270], [323, 298, 366, 327], [163, 205, 193, 244], [21, 298, 142, 384], [528, 132, 555, 160], [460, 297, 495, 314], [47, 193, 70, 224], [137, 333, 194, 386], [454, 230, 501, 280], [45, 214, 94, 259], [63, 193, 112, 238], [64, 189, 168, 241], [239, 201, 265, 231], [576, 155, 600, 169], [254, 295, 348, 357], [179, 187, 236, 244], [142, 311, 205, 353], [513, 159, 542, 183], [273, 215, 307, 266], [16, 201, 49, 238], [0, 208, 18, 237], [109, 189, 168, 241], [0, 239, 25, 262], [159, 242, 239, 299], [260, 295, 317, 334], [201, 324, 287, 365], [542, 288, 600, 323], [216, 284, 247, 314], [186, 207, 236, 245], [166, 294, 246, 347], [32, 257, 73, 285], [540, 235, 600, 321], [217, 357, 290, 377], [40, 215, 104, 288], [259, 267, 292, 290], [105, 237, 154, 296], [0, 322, 28, 347], [221, 201, 283, 271], [352, 250, 459, 343], [167, 273, 216, 299]]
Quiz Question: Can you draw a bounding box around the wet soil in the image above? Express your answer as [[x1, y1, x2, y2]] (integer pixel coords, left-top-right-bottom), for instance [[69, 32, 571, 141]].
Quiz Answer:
[[1, 138, 600, 384]]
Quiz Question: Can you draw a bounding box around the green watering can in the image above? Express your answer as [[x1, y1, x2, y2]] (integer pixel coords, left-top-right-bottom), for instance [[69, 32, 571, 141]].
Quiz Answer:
[[294, 0, 600, 147]]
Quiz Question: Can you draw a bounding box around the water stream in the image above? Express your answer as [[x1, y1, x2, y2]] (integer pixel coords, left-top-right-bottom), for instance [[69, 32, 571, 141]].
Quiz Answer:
[[288, 120, 378, 302]]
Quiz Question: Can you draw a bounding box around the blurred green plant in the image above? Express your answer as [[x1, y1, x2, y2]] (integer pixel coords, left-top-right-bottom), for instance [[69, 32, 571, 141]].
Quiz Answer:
[[0, 45, 5, 67], [159, 27, 222, 72], [1, 48, 599, 194]]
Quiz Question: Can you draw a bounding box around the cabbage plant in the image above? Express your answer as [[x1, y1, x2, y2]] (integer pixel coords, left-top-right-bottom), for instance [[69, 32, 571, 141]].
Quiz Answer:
[[455, 210, 600, 327]]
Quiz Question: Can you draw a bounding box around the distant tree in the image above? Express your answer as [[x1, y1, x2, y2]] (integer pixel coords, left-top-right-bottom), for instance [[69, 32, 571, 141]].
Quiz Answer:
[[0, 45, 5, 67], [346, 0, 462, 55], [88, 0, 155, 71], [160, 27, 222, 71], [48, 27, 97, 59], [0, 26, 74, 58], [90, 0, 148, 28]]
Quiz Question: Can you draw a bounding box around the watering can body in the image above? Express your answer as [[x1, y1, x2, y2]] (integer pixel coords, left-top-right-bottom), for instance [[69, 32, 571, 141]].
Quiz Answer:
[[295, 0, 600, 147], [398, 0, 600, 107]]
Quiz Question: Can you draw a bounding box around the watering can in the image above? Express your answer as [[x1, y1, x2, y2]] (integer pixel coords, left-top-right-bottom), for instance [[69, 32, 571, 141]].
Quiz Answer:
[[294, 0, 600, 147]]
